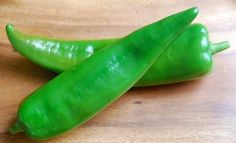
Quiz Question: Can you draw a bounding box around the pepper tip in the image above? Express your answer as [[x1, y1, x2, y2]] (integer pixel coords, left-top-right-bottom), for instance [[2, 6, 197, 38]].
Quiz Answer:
[[194, 7, 199, 13], [6, 23, 15, 32], [190, 7, 199, 15]]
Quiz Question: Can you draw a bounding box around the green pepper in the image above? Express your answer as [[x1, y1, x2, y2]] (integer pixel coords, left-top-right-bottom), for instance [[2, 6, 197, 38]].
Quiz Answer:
[[9, 7, 198, 139], [6, 23, 229, 86]]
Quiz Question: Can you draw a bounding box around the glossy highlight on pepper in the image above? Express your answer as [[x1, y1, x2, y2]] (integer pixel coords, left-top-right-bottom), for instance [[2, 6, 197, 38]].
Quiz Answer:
[[9, 7, 198, 139]]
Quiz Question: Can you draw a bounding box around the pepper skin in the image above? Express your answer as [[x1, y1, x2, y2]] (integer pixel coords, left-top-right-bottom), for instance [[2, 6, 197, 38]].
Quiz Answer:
[[135, 23, 230, 86], [6, 24, 229, 86], [6, 24, 116, 72], [9, 8, 198, 139]]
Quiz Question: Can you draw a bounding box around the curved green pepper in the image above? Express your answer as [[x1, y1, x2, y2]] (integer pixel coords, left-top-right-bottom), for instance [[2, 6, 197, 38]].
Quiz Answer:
[[9, 7, 198, 139], [7, 23, 230, 86], [6, 23, 229, 86]]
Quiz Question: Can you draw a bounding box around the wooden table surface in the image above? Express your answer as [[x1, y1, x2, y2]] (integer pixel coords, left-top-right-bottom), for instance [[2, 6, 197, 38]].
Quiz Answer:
[[0, 0, 235, 142]]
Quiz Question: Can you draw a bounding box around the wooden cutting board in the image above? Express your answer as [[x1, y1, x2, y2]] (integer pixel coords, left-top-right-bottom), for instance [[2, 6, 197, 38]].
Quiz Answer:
[[0, 0, 235, 142]]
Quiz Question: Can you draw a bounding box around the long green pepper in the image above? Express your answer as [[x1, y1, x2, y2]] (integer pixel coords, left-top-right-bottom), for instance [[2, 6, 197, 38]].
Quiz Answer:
[[6, 24, 229, 87], [9, 7, 198, 139]]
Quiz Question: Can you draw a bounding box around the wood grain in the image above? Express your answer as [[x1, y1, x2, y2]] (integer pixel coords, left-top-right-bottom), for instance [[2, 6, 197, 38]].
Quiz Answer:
[[0, 0, 236, 142]]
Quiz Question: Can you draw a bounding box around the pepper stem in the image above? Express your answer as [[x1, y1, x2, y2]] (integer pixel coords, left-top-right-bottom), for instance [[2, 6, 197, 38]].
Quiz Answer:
[[9, 121, 24, 134], [210, 41, 230, 55]]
